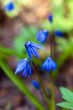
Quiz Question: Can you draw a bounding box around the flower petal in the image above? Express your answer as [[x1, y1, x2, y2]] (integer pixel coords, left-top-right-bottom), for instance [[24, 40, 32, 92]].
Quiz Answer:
[[22, 68, 27, 77], [15, 58, 28, 74], [31, 47, 40, 58], [31, 42, 43, 49]]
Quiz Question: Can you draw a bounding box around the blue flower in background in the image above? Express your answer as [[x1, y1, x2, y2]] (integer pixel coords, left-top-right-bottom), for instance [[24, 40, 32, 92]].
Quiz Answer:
[[32, 80, 40, 90], [48, 15, 53, 23], [55, 30, 64, 37], [25, 41, 43, 60], [15, 58, 32, 77], [4, 2, 15, 11], [37, 30, 49, 44], [42, 57, 57, 72]]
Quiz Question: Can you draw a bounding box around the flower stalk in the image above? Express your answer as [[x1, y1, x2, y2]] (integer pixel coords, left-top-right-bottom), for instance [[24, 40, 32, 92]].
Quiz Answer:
[[50, 33, 56, 110]]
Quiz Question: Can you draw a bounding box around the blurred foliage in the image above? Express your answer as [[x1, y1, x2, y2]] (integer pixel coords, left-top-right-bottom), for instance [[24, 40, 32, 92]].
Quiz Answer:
[[54, 37, 73, 78], [0, 0, 73, 109], [43, 0, 73, 32], [42, 17, 73, 32]]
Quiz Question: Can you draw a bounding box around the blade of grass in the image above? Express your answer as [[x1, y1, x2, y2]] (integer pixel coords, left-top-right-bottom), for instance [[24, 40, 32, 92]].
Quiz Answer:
[[0, 46, 24, 58]]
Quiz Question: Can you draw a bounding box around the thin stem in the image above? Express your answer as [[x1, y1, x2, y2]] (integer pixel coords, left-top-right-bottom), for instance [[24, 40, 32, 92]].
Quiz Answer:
[[49, 33, 55, 59], [31, 61, 50, 110], [50, 76, 56, 110], [38, 74, 49, 100], [49, 33, 56, 110], [39, 89, 47, 109], [38, 74, 50, 110]]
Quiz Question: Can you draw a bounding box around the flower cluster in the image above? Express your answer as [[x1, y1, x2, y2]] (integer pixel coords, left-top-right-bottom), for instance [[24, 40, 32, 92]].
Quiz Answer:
[[15, 41, 43, 89], [15, 15, 59, 89], [15, 41, 57, 89], [15, 41, 42, 77]]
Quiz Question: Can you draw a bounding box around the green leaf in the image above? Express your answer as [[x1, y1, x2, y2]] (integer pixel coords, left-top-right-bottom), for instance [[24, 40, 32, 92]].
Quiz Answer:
[[60, 87, 73, 103], [57, 102, 73, 109], [0, 59, 45, 110]]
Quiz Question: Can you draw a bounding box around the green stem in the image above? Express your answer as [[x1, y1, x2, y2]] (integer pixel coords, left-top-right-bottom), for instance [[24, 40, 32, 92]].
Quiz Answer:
[[51, 77, 56, 110], [32, 61, 50, 110], [50, 33, 56, 110]]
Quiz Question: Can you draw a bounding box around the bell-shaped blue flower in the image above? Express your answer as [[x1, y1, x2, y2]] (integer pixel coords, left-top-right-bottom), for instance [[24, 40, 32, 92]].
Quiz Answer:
[[42, 57, 57, 72], [37, 30, 49, 44], [4, 2, 15, 11], [48, 15, 53, 23], [25, 41, 43, 60], [15, 58, 32, 77], [32, 80, 40, 90], [55, 30, 64, 37]]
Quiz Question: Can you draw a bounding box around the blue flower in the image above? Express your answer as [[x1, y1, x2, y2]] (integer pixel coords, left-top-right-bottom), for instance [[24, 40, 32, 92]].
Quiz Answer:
[[4, 2, 15, 11], [42, 57, 57, 72], [32, 80, 40, 90], [48, 15, 53, 23], [25, 41, 43, 59], [15, 58, 32, 77], [37, 30, 49, 44], [55, 30, 64, 37]]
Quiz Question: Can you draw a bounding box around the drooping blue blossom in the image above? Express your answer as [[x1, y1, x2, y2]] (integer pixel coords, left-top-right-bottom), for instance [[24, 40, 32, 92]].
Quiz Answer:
[[42, 57, 57, 72], [25, 41, 43, 60], [55, 30, 64, 37], [48, 15, 53, 23], [4, 2, 15, 11], [37, 30, 49, 44], [32, 80, 40, 90], [15, 58, 32, 77]]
